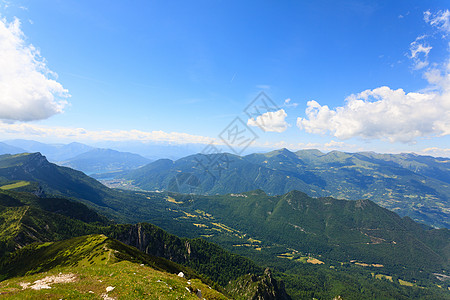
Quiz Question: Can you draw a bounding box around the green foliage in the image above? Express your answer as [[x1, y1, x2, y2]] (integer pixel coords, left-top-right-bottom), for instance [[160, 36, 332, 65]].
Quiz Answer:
[[0, 181, 30, 190], [0, 235, 231, 299], [122, 149, 450, 228], [0, 260, 229, 299], [280, 265, 450, 300], [189, 190, 449, 279], [226, 268, 291, 300], [0, 189, 110, 224], [0, 152, 449, 299], [0, 234, 198, 281], [0, 192, 262, 292], [100, 223, 264, 287]]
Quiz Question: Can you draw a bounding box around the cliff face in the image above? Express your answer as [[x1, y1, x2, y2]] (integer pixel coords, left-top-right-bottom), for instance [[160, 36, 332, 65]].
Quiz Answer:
[[110, 223, 292, 299], [110, 223, 191, 263], [226, 268, 292, 300]]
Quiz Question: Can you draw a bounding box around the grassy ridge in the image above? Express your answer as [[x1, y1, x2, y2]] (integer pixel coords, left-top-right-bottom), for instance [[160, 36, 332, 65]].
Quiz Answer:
[[0, 181, 30, 190], [0, 153, 448, 299], [0, 235, 199, 281], [0, 235, 229, 299], [0, 262, 228, 299], [0, 190, 267, 295]]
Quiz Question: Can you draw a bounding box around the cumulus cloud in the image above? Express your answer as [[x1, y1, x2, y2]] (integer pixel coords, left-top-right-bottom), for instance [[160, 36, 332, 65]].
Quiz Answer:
[[297, 10, 450, 143], [0, 123, 215, 144], [0, 17, 69, 122], [247, 109, 289, 133], [297, 84, 450, 143]]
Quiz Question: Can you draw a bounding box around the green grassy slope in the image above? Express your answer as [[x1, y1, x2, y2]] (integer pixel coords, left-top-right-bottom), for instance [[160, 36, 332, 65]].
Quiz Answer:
[[1, 152, 447, 293], [0, 153, 449, 298], [0, 234, 229, 299], [0, 153, 110, 207], [0, 235, 198, 280], [0, 261, 227, 299], [0, 190, 276, 297]]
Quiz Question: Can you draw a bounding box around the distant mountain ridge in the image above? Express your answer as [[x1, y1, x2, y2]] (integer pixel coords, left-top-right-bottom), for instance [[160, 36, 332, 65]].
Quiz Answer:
[[122, 148, 450, 228], [2, 139, 94, 161], [60, 148, 151, 175], [0, 153, 448, 298], [0, 153, 111, 207], [1, 139, 207, 162], [0, 142, 26, 155], [0, 139, 183, 175]]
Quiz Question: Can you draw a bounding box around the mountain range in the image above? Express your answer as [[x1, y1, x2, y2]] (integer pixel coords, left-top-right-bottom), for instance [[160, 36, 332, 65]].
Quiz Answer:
[[0, 142, 26, 155], [4, 140, 448, 229], [0, 152, 448, 298], [0, 139, 206, 162], [60, 148, 151, 175], [0, 139, 152, 176], [2, 139, 94, 161], [120, 148, 450, 228]]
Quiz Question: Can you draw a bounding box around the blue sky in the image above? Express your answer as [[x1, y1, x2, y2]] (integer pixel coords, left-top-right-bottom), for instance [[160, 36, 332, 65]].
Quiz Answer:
[[0, 0, 450, 157]]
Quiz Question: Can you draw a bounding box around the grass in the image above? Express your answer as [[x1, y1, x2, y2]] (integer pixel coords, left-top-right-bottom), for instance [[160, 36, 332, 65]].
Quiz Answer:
[[211, 222, 234, 233], [0, 206, 29, 243], [166, 196, 183, 204], [0, 181, 30, 190], [247, 238, 261, 243], [307, 257, 324, 265], [353, 262, 384, 268], [0, 261, 229, 299], [0, 234, 230, 299], [193, 223, 208, 228], [374, 274, 393, 282], [398, 279, 414, 287]]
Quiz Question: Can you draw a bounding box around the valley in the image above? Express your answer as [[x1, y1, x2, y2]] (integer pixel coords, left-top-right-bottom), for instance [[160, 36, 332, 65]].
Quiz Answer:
[[116, 148, 450, 229], [0, 151, 449, 299]]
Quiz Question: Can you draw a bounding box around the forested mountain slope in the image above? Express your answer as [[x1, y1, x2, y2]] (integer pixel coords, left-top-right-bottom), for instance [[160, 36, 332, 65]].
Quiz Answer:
[[123, 148, 450, 228]]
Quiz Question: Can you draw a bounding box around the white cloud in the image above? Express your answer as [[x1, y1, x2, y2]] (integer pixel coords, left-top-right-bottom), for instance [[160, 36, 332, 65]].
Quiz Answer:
[[424, 9, 450, 35], [297, 10, 450, 144], [297, 83, 450, 143], [283, 98, 298, 108], [409, 36, 432, 70], [256, 139, 360, 153], [247, 109, 289, 133], [408, 10, 450, 70], [0, 123, 215, 144], [398, 11, 410, 19], [0, 17, 69, 122]]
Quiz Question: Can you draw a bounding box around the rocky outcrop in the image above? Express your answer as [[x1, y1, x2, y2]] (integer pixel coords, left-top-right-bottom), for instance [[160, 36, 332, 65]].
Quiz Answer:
[[226, 268, 292, 300], [110, 223, 191, 263]]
